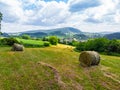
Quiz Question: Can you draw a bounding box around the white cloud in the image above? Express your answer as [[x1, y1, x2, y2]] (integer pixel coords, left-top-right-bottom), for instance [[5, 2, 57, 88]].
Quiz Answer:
[[114, 10, 120, 23], [1, 22, 51, 33], [32, 1, 69, 25], [68, 0, 101, 12], [0, 0, 120, 32], [83, 0, 120, 24], [0, 0, 27, 23], [0, 0, 70, 25]]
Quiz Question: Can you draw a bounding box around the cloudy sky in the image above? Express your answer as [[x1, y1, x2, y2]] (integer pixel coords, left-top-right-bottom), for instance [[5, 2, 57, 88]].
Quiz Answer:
[[0, 0, 120, 33]]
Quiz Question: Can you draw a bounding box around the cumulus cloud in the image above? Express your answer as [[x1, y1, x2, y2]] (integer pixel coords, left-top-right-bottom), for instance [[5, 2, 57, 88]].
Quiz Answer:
[[84, 18, 102, 23], [0, 0, 70, 26], [0, 0, 24, 23], [83, 0, 120, 24], [0, 0, 120, 32], [68, 0, 101, 12], [26, 1, 70, 26]]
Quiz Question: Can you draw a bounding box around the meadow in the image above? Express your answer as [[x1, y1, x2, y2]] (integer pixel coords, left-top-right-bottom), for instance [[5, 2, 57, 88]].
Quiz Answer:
[[17, 38, 44, 45], [118, 39, 120, 42], [16, 38, 50, 47], [0, 44, 120, 90]]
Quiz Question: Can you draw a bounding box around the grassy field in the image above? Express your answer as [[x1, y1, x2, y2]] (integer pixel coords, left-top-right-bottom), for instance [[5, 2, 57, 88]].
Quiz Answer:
[[0, 44, 120, 90], [17, 38, 44, 45], [16, 38, 47, 47]]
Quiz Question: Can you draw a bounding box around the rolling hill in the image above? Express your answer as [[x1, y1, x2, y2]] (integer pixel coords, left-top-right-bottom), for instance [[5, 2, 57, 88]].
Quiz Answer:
[[104, 32, 120, 39], [4, 27, 108, 40], [20, 32, 48, 38], [8, 27, 82, 38], [0, 45, 120, 90], [73, 34, 88, 40], [22, 27, 82, 34]]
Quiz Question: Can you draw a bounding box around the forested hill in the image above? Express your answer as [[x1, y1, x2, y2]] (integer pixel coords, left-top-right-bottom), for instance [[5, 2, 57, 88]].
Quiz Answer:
[[104, 32, 120, 39], [19, 27, 82, 38]]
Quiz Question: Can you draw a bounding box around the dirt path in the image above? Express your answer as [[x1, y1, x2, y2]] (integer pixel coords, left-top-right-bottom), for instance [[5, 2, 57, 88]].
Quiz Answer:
[[101, 65, 120, 84], [37, 62, 66, 89]]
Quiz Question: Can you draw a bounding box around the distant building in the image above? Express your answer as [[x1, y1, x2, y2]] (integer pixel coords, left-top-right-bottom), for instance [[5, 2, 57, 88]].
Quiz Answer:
[[60, 38, 78, 44]]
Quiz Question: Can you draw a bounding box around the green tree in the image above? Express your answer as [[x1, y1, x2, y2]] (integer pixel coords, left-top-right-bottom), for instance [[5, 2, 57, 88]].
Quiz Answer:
[[44, 42, 50, 47], [21, 34, 31, 39], [42, 37, 49, 41], [72, 40, 79, 46], [0, 12, 3, 35], [76, 42, 86, 51], [49, 36, 58, 45], [106, 39, 120, 53], [1, 37, 19, 46], [85, 39, 95, 50], [85, 38, 109, 52], [76, 38, 109, 52]]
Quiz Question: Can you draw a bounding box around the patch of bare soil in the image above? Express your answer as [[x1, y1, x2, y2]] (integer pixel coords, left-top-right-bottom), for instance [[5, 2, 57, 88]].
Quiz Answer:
[[104, 72, 120, 84], [37, 62, 66, 89], [38, 62, 83, 90], [101, 65, 120, 84]]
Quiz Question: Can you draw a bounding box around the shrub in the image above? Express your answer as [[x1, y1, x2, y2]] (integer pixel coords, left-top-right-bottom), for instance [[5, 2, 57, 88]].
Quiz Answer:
[[76, 42, 86, 51], [44, 42, 50, 47], [1, 38, 19, 46], [49, 36, 58, 45], [21, 34, 31, 39], [106, 39, 120, 53], [76, 38, 109, 52], [23, 43, 43, 48], [85, 38, 109, 52], [42, 37, 49, 41], [71, 41, 79, 46]]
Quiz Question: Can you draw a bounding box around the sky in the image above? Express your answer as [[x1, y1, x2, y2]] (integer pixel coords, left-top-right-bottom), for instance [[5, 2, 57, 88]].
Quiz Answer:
[[0, 0, 120, 33]]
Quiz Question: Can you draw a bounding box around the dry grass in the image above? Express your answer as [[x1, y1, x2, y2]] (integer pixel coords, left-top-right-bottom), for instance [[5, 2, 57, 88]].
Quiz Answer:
[[0, 45, 120, 90], [37, 62, 66, 89]]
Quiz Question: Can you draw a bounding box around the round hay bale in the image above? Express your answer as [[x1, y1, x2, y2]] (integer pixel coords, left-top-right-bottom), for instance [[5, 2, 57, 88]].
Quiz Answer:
[[11, 43, 24, 51], [79, 51, 100, 67]]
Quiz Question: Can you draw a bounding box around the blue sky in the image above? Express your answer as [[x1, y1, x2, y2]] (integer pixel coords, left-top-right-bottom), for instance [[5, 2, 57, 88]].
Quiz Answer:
[[0, 0, 120, 32]]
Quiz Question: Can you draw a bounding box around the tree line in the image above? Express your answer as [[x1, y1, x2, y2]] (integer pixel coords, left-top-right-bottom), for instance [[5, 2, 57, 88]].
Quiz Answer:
[[76, 38, 120, 56]]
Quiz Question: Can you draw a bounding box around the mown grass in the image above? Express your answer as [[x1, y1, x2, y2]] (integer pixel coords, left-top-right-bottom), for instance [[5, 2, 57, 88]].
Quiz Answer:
[[118, 39, 120, 42], [17, 38, 44, 45], [16, 38, 47, 47], [0, 44, 120, 90]]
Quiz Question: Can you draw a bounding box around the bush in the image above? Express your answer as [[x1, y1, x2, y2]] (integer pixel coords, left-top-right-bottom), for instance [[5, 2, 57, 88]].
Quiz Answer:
[[49, 36, 58, 45], [21, 34, 31, 39], [85, 38, 109, 52], [23, 43, 43, 48], [106, 39, 120, 53], [71, 41, 79, 46], [44, 42, 50, 47], [1, 38, 19, 46], [75, 38, 120, 55], [76, 38, 109, 52], [76, 42, 86, 51], [42, 37, 49, 41]]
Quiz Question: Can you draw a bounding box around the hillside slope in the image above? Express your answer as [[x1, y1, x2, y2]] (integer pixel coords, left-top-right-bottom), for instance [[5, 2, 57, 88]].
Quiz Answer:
[[0, 45, 120, 90], [104, 32, 120, 39], [22, 27, 82, 34], [19, 27, 82, 38]]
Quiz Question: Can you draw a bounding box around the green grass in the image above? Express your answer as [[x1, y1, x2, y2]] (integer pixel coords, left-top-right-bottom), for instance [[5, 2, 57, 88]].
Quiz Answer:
[[0, 45, 120, 90], [17, 38, 44, 45], [117, 39, 120, 42], [16, 38, 46, 47]]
